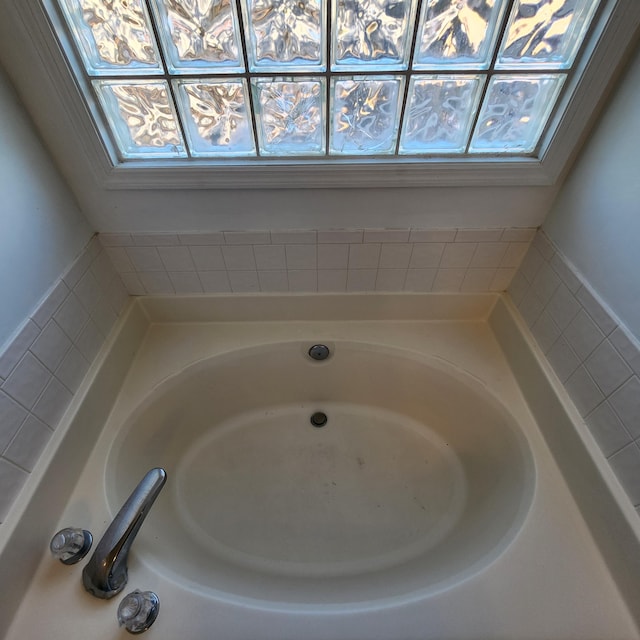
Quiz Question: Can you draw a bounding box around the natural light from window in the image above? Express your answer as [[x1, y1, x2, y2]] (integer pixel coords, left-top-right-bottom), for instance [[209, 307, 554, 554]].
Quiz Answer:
[[51, 0, 601, 161]]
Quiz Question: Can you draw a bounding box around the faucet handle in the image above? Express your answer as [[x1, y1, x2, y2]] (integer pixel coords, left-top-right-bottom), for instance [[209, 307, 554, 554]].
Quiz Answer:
[[117, 590, 160, 634], [50, 527, 93, 565]]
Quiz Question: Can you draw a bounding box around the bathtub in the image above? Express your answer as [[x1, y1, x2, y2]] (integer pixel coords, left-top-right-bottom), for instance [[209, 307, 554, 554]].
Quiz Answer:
[[2, 294, 640, 640]]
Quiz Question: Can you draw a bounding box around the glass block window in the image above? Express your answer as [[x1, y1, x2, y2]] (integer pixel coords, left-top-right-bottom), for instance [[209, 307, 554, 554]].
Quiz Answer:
[[50, 0, 602, 161]]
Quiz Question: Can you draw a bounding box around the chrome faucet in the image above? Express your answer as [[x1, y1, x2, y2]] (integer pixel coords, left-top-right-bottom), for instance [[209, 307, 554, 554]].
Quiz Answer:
[[83, 467, 167, 599]]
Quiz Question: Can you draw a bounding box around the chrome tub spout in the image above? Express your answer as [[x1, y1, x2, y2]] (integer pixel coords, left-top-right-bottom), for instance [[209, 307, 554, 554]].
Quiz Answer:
[[83, 467, 167, 599]]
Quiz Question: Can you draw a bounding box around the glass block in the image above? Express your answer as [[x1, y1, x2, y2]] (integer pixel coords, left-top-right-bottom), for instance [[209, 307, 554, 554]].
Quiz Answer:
[[497, 0, 601, 69], [242, 0, 325, 71], [469, 74, 566, 153], [330, 76, 403, 155], [148, 0, 244, 73], [174, 79, 256, 156], [413, 0, 509, 70], [57, 0, 163, 75], [399, 75, 484, 154], [93, 80, 187, 158], [332, 0, 418, 70], [252, 78, 325, 155]]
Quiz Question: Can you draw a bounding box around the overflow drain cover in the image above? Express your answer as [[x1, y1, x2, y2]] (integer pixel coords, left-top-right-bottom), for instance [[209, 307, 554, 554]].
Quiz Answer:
[[310, 412, 328, 428]]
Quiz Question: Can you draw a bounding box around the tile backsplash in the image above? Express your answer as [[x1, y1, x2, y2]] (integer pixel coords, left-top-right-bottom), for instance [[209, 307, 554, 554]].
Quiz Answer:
[[0, 235, 129, 522], [509, 230, 640, 513], [100, 227, 536, 295]]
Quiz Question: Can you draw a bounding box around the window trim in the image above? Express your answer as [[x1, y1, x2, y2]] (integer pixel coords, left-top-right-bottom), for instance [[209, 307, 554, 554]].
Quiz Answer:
[[12, 0, 640, 190]]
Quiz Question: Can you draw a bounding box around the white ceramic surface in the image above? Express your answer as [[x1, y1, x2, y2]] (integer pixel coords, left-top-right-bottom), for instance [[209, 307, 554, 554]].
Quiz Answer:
[[3, 298, 639, 639], [106, 341, 534, 604]]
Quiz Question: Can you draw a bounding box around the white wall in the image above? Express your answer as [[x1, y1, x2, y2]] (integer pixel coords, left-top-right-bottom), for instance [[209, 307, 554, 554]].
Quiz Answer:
[[0, 65, 94, 348], [543, 44, 640, 339]]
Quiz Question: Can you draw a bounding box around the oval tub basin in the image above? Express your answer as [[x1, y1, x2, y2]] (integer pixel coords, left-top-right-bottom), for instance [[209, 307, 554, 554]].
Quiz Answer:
[[107, 341, 535, 606]]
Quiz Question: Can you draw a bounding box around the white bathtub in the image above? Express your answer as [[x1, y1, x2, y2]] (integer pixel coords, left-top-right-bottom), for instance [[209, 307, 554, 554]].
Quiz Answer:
[[108, 340, 534, 605], [2, 294, 640, 640]]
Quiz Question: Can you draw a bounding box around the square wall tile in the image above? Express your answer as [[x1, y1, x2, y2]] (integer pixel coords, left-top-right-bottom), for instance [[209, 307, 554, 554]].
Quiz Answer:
[[576, 285, 618, 336], [610, 327, 640, 377], [440, 243, 476, 268], [199, 271, 231, 293], [409, 244, 444, 268], [609, 376, 640, 440], [564, 310, 605, 361], [2, 353, 51, 410], [0, 390, 28, 451], [286, 245, 317, 270], [586, 402, 632, 458], [56, 346, 90, 394], [30, 321, 71, 373], [31, 280, 69, 329], [168, 272, 204, 294], [379, 244, 412, 269], [346, 270, 377, 291], [288, 270, 317, 292], [228, 271, 260, 292], [547, 336, 581, 383], [531, 311, 561, 354], [519, 246, 544, 284], [460, 269, 495, 292], [254, 245, 286, 270], [404, 269, 437, 292], [32, 377, 73, 429], [105, 248, 135, 273], [432, 269, 466, 292], [126, 247, 164, 271], [0, 320, 41, 379], [531, 263, 560, 305], [470, 243, 508, 268], [565, 366, 605, 417], [550, 253, 581, 293], [258, 271, 289, 292], [222, 246, 256, 270], [318, 245, 349, 269], [501, 243, 530, 268], [189, 246, 226, 271], [317, 270, 347, 292], [490, 268, 516, 292], [138, 272, 174, 295], [376, 269, 407, 291], [158, 247, 196, 271], [547, 284, 581, 331], [4, 415, 52, 472], [349, 244, 380, 269], [585, 340, 632, 396]]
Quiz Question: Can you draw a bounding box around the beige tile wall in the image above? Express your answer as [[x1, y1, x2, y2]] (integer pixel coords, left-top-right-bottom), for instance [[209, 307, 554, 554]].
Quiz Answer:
[[509, 230, 640, 514], [0, 236, 129, 522], [101, 227, 536, 295]]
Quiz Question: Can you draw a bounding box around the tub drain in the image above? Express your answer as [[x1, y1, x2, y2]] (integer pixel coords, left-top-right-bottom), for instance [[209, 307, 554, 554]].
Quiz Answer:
[[308, 345, 330, 361], [310, 412, 328, 428]]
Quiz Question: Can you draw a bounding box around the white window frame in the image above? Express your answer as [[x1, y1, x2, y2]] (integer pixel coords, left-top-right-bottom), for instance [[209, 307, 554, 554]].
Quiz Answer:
[[9, 0, 640, 190]]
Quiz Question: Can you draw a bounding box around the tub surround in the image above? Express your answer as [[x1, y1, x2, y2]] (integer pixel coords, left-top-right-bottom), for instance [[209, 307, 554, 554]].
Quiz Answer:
[[0, 235, 129, 523], [2, 293, 640, 639], [101, 227, 535, 295], [508, 229, 640, 514]]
